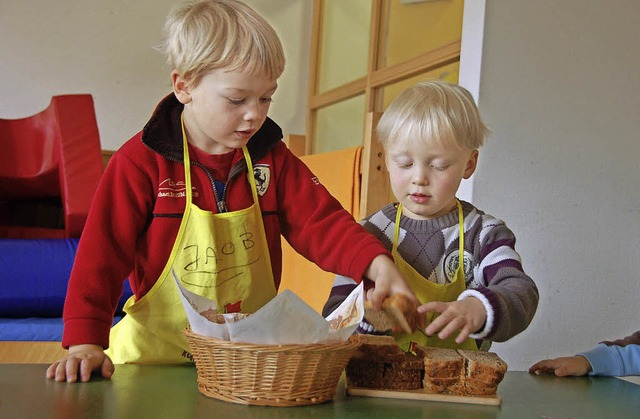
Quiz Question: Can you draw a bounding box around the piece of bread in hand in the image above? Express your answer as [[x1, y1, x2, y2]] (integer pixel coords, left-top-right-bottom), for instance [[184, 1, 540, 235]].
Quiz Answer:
[[363, 293, 420, 334]]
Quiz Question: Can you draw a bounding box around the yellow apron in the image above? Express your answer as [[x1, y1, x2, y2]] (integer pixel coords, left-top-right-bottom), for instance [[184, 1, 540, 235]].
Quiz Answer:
[[106, 115, 277, 363], [392, 200, 478, 352]]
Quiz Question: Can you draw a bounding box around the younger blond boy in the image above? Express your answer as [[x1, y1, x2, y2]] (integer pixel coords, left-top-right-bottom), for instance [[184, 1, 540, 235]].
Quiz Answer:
[[323, 81, 538, 351]]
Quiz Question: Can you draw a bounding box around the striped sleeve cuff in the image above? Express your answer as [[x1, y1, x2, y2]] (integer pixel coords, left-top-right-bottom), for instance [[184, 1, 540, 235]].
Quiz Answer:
[[458, 289, 494, 340]]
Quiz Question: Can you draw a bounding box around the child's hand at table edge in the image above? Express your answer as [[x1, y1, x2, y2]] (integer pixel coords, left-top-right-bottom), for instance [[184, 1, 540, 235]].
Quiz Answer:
[[46, 344, 114, 383], [529, 356, 592, 377]]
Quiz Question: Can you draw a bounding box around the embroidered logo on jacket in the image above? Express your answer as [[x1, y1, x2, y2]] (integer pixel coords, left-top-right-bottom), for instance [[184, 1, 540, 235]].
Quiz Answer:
[[252, 165, 270, 196], [158, 178, 199, 198]]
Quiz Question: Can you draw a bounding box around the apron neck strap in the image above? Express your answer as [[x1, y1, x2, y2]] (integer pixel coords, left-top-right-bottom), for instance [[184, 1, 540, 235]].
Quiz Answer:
[[180, 112, 260, 207], [456, 199, 464, 261], [392, 204, 403, 254], [180, 113, 193, 204], [242, 147, 260, 204]]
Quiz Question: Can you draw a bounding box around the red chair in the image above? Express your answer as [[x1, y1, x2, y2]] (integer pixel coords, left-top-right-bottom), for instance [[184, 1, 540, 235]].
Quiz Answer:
[[0, 95, 104, 238]]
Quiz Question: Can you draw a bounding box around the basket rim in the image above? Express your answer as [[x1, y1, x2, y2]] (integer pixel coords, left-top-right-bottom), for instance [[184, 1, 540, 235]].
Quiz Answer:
[[183, 326, 360, 351]]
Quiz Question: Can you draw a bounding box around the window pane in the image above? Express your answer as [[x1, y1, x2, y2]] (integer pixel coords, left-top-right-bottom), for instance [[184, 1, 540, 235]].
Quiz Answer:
[[318, 0, 372, 93], [382, 0, 463, 68], [315, 95, 365, 153]]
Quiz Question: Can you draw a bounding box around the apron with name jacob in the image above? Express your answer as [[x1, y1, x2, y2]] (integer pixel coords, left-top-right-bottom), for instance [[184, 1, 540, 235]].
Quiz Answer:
[[392, 200, 478, 352], [106, 115, 277, 363]]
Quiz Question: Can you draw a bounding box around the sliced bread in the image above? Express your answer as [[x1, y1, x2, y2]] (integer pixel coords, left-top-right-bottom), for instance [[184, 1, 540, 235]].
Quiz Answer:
[[457, 349, 508, 387], [416, 346, 508, 396], [416, 346, 465, 378], [346, 334, 424, 390], [349, 333, 404, 360], [345, 353, 424, 390]]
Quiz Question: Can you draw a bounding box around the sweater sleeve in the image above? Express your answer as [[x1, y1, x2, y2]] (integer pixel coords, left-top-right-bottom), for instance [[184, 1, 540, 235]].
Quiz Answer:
[[462, 211, 539, 342], [599, 331, 640, 347], [579, 343, 640, 377], [321, 275, 359, 317]]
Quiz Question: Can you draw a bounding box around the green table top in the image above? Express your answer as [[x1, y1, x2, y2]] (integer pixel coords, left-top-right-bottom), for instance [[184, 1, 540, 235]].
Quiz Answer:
[[1, 364, 639, 418]]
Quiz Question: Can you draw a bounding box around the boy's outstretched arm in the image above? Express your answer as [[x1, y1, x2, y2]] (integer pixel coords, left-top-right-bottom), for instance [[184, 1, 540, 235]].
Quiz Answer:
[[530, 342, 640, 377], [46, 344, 114, 383]]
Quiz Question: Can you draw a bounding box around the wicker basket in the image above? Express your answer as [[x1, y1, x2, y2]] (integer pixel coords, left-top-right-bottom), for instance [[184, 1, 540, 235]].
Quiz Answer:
[[183, 327, 360, 406]]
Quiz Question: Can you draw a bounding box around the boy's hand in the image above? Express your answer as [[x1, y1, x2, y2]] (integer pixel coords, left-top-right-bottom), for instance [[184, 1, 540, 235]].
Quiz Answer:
[[529, 356, 592, 377], [418, 297, 486, 344], [46, 344, 114, 383], [363, 254, 419, 310]]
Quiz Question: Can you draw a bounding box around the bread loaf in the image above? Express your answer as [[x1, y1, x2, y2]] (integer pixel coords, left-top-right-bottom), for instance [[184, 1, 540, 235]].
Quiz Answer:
[[417, 346, 465, 394], [416, 346, 508, 396], [346, 337, 508, 396], [349, 334, 404, 360], [457, 349, 508, 395], [418, 346, 465, 378], [346, 356, 424, 391], [346, 334, 424, 390]]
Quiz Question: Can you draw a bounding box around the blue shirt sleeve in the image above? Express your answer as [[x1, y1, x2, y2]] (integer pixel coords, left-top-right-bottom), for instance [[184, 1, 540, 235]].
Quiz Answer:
[[578, 343, 640, 377]]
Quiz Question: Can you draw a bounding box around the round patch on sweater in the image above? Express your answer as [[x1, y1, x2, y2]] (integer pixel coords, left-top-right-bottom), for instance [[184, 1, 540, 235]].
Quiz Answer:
[[252, 165, 270, 196], [443, 249, 473, 283]]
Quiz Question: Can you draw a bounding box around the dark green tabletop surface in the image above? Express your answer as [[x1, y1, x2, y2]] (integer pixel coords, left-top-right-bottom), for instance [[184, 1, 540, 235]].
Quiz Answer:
[[1, 363, 639, 418]]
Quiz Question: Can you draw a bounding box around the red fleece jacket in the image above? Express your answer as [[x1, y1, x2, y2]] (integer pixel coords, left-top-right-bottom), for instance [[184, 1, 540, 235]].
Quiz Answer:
[[62, 95, 390, 349]]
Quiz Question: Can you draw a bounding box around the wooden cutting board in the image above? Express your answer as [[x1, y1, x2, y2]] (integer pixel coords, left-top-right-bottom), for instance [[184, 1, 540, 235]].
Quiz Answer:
[[347, 386, 502, 406]]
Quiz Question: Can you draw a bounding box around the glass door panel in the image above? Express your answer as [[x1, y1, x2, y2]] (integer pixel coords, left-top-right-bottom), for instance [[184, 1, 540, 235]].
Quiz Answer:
[[382, 0, 464, 69], [317, 0, 372, 93], [315, 94, 366, 153]]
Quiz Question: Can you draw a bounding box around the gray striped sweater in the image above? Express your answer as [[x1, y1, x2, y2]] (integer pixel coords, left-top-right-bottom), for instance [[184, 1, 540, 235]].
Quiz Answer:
[[322, 200, 539, 346]]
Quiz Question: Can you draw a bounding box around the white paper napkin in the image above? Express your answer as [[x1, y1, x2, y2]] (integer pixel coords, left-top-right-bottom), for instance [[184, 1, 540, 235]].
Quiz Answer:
[[174, 269, 364, 344]]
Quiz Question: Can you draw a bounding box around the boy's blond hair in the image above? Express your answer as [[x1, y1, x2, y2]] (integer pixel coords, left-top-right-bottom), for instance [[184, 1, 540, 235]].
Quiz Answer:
[[160, 0, 285, 87], [377, 81, 488, 150]]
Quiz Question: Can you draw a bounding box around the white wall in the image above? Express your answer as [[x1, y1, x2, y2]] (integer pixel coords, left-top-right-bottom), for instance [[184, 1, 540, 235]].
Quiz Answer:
[[474, 0, 640, 370], [0, 0, 312, 151]]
